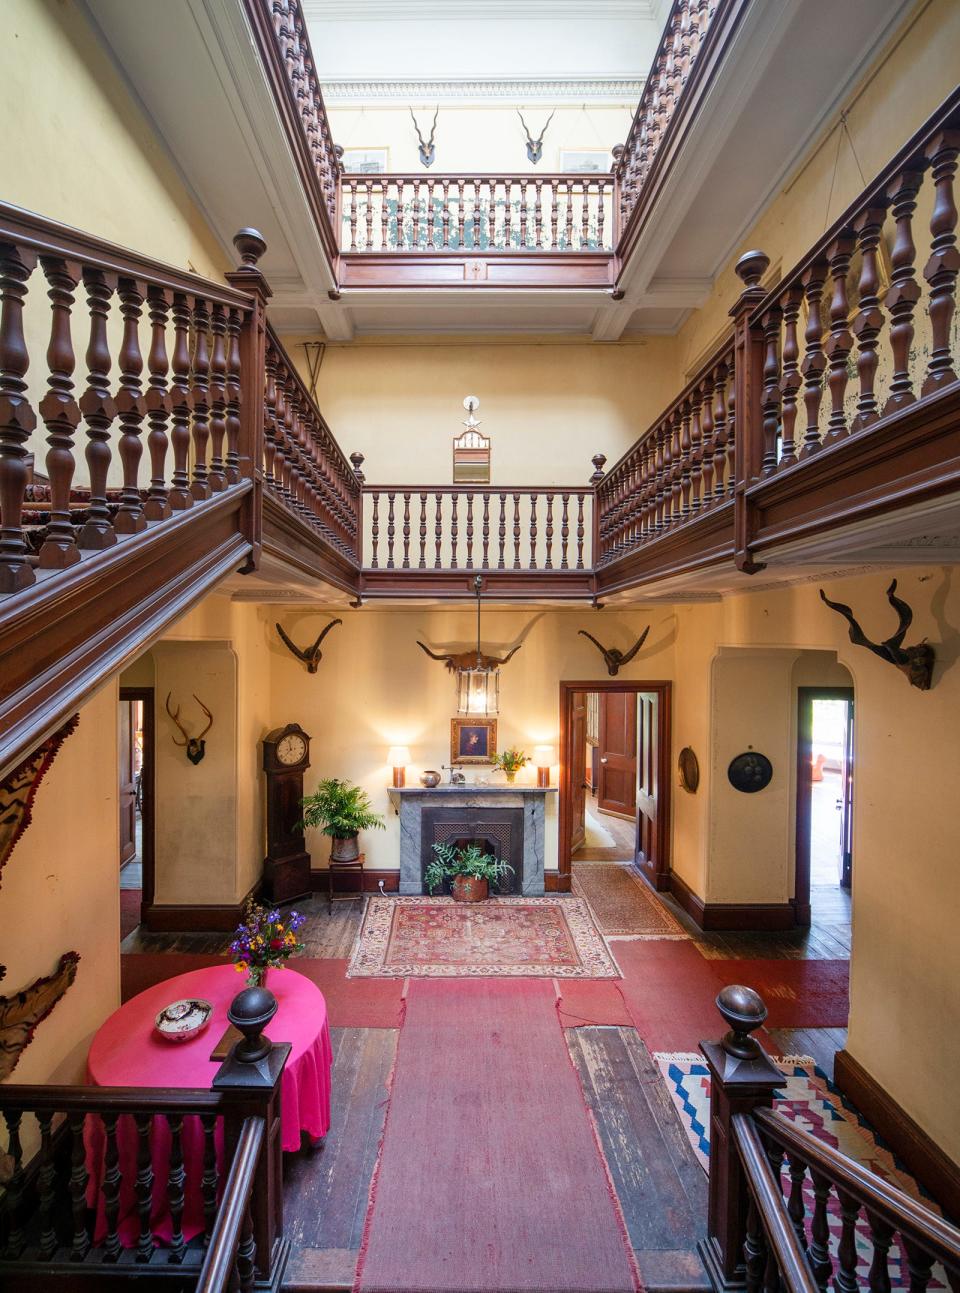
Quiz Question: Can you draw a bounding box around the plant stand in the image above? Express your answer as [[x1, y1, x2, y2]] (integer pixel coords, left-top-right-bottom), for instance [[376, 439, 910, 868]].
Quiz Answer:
[[328, 852, 365, 914]]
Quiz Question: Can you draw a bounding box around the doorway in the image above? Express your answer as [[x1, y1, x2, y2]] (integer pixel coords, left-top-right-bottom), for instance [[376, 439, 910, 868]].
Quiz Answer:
[[795, 687, 853, 932], [558, 680, 671, 892], [119, 687, 154, 942]]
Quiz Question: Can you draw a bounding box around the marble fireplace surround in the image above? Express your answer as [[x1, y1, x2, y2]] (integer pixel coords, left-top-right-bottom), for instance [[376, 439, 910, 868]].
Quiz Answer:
[[387, 787, 557, 895]]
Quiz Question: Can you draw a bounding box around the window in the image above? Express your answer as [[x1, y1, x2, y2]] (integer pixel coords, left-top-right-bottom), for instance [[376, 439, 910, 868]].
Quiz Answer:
[[561, 150, 610, 174], [341, 148, 388, 174]]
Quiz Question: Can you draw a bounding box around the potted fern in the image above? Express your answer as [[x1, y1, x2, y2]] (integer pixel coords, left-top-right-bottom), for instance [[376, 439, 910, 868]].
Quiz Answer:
[[299, 778, 385, 863], [424, 841, 514, 902]]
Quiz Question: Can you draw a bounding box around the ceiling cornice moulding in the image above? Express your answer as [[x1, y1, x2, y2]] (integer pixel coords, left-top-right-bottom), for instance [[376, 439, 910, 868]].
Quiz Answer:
[[304, 1, 660, 19], [321, 77, 645, 104]]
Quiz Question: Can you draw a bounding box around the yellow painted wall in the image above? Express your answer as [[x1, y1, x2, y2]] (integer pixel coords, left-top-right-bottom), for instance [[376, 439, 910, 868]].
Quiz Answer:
[[0, 684, 120, 1087], [282, 334, 684, 486]]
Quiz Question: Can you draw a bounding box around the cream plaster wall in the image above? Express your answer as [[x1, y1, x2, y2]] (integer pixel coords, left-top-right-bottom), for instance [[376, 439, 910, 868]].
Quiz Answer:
[[281, 334, 684, 486], [0, 684, 120, 1087]]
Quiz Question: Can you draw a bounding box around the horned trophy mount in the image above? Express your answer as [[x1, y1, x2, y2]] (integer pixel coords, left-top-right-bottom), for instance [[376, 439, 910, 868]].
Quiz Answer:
[[276, 618, 343, 673], [416, 641, 523, 672], [819, 581, 935, 690], [410, 107, 438, 167], [165, 693, 213, 764], [578, 626, 651, 676], [518, 109, 555, 164]]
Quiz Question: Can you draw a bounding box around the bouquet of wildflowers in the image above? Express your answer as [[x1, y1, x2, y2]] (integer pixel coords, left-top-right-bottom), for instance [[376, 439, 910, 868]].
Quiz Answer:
[[230, 901, 306, 987]]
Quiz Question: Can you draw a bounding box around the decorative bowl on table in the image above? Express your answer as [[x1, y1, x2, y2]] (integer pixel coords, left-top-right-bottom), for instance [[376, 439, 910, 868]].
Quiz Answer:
[[154, 998, 213, 1043]]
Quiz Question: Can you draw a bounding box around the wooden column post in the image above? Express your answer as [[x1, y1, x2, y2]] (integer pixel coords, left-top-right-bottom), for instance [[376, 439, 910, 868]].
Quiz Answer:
[[213, 987, 291, 1290], [698, 985, 783, 1292], [226, 229, 272, 574], [589, 454, 606, 585], [729, 251, 769, 573]]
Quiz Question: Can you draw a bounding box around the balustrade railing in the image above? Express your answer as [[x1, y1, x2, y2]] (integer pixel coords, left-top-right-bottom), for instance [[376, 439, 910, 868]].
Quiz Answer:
[[264, 326, 361, 565], [362, 485, 592, 573], [596, 336, 735, 569], [339, 174, 615, 254]]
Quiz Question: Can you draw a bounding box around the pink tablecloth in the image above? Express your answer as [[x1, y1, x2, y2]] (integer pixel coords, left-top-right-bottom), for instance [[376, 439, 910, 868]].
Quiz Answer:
[[86, 965, 332, 1246]]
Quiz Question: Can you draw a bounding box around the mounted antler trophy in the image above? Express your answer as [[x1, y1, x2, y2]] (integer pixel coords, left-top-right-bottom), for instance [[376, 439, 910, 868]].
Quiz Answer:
[[165, 693, 213, 764], [819, 581, 935, 690], [517, 109, 555, 164], [410, 107, 438, 167], [578, 626, 651, 676], [416, 641, 523, 672], [276, 618, 342, 673]]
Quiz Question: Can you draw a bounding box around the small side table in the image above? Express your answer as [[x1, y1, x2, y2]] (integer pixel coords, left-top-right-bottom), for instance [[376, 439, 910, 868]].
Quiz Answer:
[[328, 852, 365, 912]]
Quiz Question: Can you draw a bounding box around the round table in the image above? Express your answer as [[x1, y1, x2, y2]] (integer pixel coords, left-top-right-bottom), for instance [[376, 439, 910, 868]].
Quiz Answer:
[[86, 965, 332, 1247]]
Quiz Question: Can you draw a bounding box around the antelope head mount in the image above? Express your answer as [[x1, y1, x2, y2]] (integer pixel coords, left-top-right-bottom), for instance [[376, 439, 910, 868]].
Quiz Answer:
[[276, 618, 342, 674], [518, 109, 555, 164], [578, 626, 651, 676], [819, 580, 935, 690], [165, 693, 213, 764], [416, 641, 523, 672], [410, 107, 438, 167]]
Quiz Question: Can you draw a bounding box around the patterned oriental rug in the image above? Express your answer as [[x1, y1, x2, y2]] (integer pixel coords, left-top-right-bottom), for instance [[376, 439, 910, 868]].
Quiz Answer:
[[655, 1053, 948, 1290], [573, 862, 688, 938], [347, 895, 620, 978]]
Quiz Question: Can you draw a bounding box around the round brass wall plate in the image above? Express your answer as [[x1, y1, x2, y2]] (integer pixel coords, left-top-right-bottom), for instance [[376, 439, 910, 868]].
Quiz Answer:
[[678, 746, 699, 793], [727, 751, 773, 793]]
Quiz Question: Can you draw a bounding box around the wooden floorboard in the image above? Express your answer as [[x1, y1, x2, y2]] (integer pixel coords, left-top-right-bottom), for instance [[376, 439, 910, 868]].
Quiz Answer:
[[122, 895, 364, 958], [655, 890, 851, 962], [768, 1026, 849, 1081], [283, 1026, 396, 1292], [567, 1026, 710, 1292]]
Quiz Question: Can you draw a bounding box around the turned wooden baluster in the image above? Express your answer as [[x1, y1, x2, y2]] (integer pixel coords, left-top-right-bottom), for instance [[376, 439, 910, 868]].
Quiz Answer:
[[413, 182, 423, 249], [450, 492, 459, 567], [526, 492, 537, 568], [834, 1189, 861, 1293], [482, 493, 490, 568], [68, 1111, 91, 1261], [36, 1111, 57, 1259], [225, 305, 242, 484], [166, 293, 193, 510], [808, 1170, 833, 1289], [824, 235, 856, 442], [848, 207, 888, 434], [576, 492, 585, 568], [698, 379, 714, 509], [664, 414, 679, 527], [190, 298, 211, 500], [452, 181, 462, 249], [201, 1113, 218, 1246], [903, 1240, 936, 1293], [519, 181, 529, 249], [744, 1188, 767, 1293], [565, 181, 575, 250], [418, 491, 427, 568], [167, 1113, 187, 1264], [144, 287, 173, 519], [102, 1112, 123, 1262], [551, 183, 560, 250], [370, 491, 379, 568], [38, 255, 82, 568], [498, 492, 507, 568], [560, 492, 570, 568], [759, 303, 783, 475], [649, 425, 663, 532], [799, 262, 828, 457], [712, 360, 729, 500], [883, 170, 924, 414], [597, 180, 606, 249], [207, 303, 228, 491], [441, 180, 451, 249], [134, 1112, 155, 1262], [365, 183, 375, 250], [385, 491, 396, 569], [725, 367, 736, 490], [380, 181, 390, 250], [2, 1110, 26, 1257], [776, 285, 804, 467], [347, 183, 358, 252], [465, 491, 474, 569], [534, 179, 544, 249], [435, 491, 443, 568], [512, 492, 522, 568], [677, 398, 692, 517], [581, 181, 590, 249], [866, 1209, 894, 1293], [236, 1197, 257, 1293], [544, 493, 554, 568], [0, 242, 37, 591], [785, 1153, 807, 1248], [113, 278, 148, 533], [402, 490, 411, 568], [922, 129, 960, 394]]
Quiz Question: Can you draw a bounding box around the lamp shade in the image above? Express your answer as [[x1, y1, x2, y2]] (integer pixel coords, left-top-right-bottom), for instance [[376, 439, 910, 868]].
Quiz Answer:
[[533, 745, 556, 767], [387, 746, 411, 767]]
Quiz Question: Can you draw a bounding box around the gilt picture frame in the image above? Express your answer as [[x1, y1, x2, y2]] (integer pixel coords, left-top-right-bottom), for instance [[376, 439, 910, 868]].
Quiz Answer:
[[450, 718, 497, 765]]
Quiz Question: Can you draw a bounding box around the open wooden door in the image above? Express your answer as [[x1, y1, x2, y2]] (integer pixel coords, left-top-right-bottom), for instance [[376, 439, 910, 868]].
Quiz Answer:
[[840, 699, 854, 890], [570, 692, 588, 853], [598, 691, 637, 819], [119, 699, 137, 867], [635, 691, 660, 886]]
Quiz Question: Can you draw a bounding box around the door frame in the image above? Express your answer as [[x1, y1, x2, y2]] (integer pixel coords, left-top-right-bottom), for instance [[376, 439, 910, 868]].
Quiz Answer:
[[119, 686, 155, 925], [558, 680, 672, 893], [794, 685, 854, 926]]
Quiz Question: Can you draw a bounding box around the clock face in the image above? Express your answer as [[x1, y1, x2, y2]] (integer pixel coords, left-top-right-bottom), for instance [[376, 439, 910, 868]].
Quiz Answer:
[[276, 733, 307, 766]]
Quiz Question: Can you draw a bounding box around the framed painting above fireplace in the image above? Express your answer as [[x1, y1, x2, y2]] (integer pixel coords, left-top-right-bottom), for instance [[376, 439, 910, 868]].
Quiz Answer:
[[450, 718, 497, 764]]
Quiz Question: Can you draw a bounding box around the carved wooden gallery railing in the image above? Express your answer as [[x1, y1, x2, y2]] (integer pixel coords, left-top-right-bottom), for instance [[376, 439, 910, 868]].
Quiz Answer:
[[339, 174, 615, 254], [701, 986, 960, 1293], [0, 991, 289, 1292]]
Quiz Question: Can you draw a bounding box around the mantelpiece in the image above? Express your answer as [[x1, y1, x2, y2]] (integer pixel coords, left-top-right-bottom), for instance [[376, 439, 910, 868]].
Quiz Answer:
[[387, 786, 557, 896]]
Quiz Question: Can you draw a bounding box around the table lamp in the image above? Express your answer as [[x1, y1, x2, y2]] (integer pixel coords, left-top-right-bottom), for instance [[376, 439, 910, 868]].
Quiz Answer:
[[533, 745, 555, 788], [387, 746, 412, 788]]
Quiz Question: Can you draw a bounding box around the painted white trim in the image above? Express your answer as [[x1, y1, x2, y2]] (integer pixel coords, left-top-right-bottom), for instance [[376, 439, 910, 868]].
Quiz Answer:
[[303, 0, 660, 19], [322, 77, 646, 105]]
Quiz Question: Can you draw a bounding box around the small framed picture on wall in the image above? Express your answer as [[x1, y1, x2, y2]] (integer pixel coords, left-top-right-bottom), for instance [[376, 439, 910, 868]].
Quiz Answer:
[[450, 718, 498, 765]]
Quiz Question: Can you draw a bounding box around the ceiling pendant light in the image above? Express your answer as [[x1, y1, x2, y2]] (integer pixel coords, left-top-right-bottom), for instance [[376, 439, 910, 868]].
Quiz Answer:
[[456, 576, 500, 716]]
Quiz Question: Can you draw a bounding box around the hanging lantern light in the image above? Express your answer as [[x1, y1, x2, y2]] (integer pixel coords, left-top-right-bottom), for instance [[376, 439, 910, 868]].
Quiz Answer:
[[456, 576, 500, 716]]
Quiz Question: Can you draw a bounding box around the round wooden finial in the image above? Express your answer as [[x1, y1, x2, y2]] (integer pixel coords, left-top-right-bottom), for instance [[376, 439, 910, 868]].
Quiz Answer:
[[227, 986, 278, 1062], [611, 144, 625, 162], [590, 453, 607, 484], [717, 984, 767, 1059], [734, 250, 770, 292], [233, 228, 267, 268], [350, 451, 365, 481]]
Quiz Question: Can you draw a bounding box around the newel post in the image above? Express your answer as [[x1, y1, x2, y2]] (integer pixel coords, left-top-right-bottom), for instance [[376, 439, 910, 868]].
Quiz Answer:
[[589, 454, 606, 577], [213, 987, 291, 1287], [226, 229, 272, 573], [729, 251, 769, 574], [698, 985, 782, 1292]]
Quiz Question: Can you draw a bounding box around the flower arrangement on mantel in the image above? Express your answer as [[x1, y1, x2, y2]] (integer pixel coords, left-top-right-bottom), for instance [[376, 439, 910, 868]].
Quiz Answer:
[[493, 748, 528, 783], [230, 901, 306, 988]]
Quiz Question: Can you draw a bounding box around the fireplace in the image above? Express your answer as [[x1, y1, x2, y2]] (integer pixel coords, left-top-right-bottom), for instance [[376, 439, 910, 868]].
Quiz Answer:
[[387, 786, 556, 895], [420, 805, 524, 894]]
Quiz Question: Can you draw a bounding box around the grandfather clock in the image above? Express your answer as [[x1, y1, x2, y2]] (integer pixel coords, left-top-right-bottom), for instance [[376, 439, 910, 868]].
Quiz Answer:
[[262, 723, 312, 904]]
